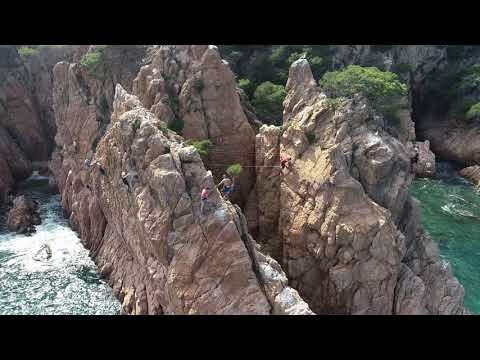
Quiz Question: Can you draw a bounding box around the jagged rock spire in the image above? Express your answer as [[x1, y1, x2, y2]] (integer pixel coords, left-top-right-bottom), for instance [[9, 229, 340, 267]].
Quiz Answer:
[[283, 59, 319, 124]]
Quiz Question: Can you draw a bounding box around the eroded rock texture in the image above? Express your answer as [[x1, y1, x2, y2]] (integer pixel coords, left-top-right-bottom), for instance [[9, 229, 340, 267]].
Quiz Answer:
[[6, 195, 41, 234], [414, 141, 436, 178], [460, 165, 480, 186], [0, 45, 83, 202], [50, 51, 312, 314], [0, 46, 34, 200], [418, 119, 480, 166], [132, 45, 256, 207], [49, 46, 469, 315], [254, 59, 468, 314]]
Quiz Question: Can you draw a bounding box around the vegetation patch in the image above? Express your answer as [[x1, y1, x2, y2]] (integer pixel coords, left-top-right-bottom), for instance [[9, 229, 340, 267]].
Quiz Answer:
[[320, 65, 408, 118], [252, 81, 286, 125], [305, 131, 316, 145], [131, 118, 141, 132], [226, 163, 242, 176], [238, 78, 255, 98], [324, 98, 344, 111], [18, 46, 38, 59], [425, 63, 480, 121], [79, 46, 109, 79], [219, 45, 333, 124], [269, 45, 332, 82], [466, 102, 480, 121], [185, 139, 213, 156]]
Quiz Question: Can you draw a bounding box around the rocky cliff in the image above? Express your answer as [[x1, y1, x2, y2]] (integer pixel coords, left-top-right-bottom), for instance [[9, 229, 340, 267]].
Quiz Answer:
[[0, 46, 37, 202], [132, 45, 256, 208], [413, 140, 436, 177], [254, 59, 468, 314], [417, 117, 480, 166], [6, 195, 41, 234], [48, 46, 470, 315], [459, 165, 480, 186], [50, 47, 312, 315], [0, 45, 85, 203]]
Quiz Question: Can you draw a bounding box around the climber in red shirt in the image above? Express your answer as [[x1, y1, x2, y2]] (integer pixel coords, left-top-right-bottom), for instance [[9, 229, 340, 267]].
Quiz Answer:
[[280, 154, 291, 170], [266, 153, 292, 180], [200, 186, 211, 215]]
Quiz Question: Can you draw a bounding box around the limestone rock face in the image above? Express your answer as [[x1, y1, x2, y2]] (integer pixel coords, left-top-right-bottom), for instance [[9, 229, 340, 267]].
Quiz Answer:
[[6, 195, 41, 234], [132, 45, 256, 207], [50, 53, 313, 314], [460, 165, 480, 186], [254, 59, 467, 315], [413, 140, 436, 177]]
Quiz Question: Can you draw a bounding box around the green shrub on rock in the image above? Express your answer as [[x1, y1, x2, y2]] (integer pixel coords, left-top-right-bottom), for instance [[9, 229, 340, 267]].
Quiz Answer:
[[305, 132, 316, 145], [466, 102, 480, 121], [238, 78, 255, 99], [185, 139, 213, 156], [320, 65, 408, 117], [324, 98, 344, 111], [226, 163, 242, 176], [18, 46, 38, 58], [131, 118, 141, 131], [79, 46, 110, 79], [252, 81, 286, 125]]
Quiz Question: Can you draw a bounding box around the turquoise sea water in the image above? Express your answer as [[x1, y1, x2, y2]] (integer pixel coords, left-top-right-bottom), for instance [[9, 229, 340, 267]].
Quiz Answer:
[[411, 161, 480, 314], [0, 176, 120, 315]]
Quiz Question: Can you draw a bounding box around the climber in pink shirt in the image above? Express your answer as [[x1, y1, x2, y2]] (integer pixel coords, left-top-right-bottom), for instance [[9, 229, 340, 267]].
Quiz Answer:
[[200, 186, 211, 215]]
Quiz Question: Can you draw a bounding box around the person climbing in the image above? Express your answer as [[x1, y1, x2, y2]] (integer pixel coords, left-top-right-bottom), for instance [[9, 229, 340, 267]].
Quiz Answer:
[[280, 154, 291, 170], [122, 170, 139, 192], [267, 153, 292, 180], [217, 174, 234, 200], [200, 186, 211, 215], [98, 165, 106, 176], [122, 171, 130, 191], [84, 158, 92, 168]]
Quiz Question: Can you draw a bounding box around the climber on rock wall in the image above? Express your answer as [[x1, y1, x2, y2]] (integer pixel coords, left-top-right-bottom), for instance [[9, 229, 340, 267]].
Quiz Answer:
[[280, 154, 291, 170], [200, 186, 211, 215], [121, 171, 130, 191], [217, 174, 234, 201], [267, 154, 292, 180]]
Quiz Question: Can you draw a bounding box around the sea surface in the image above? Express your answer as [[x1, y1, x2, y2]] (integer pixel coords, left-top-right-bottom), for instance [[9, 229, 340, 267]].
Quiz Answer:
[[0, 175, 120, 315], [411, 161, 480, 314]]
